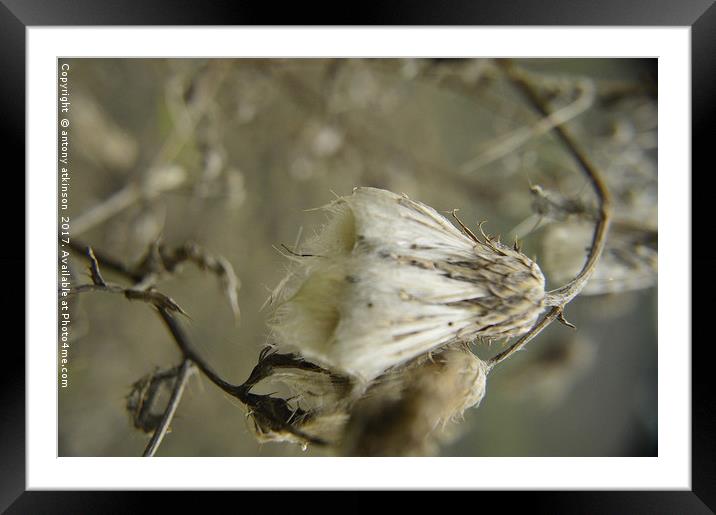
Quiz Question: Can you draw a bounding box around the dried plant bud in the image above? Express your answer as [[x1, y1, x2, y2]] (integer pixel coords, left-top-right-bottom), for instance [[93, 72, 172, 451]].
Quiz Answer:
[[241, 348, 352, 447], [268, 187, 545, 381], [243, 347, 353, 411], [126, 366, 183, 433], [341, 344, 489, 456]]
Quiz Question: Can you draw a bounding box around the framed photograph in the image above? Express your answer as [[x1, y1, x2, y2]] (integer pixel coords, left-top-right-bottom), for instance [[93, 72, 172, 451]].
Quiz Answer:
[[6, 0, 712, 511]]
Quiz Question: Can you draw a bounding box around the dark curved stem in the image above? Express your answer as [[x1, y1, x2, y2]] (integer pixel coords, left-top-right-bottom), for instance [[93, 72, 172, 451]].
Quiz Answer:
[[156, 307, 248, 400], [68, 239, 248, 399], [69, 240, 328, 454]]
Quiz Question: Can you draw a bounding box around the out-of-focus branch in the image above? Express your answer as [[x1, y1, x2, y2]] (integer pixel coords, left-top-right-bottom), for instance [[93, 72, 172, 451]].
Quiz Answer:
[[459, 73, 596, 175], [72, 63, 229, 236], [72, 166, 186, 235]]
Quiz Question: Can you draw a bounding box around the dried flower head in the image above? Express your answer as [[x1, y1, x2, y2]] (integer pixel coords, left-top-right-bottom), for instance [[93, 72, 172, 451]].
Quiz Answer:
[[269, 187, 545, 381]]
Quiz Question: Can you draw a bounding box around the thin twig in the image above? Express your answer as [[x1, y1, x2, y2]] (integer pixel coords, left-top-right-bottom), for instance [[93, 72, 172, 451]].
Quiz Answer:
[[67, 245, 189, 315], [156, 306, 246, 399], [72, 183, 142, 236], [68, 280, 189, 318], [67, 240, 328, 449], [488, 60, 612, 368], [155, 307, 326, 445], [86, 247, 107, 286], [486, 306, 562, 370], [142, 359, 195, 457], [147, 242, 241, 320], [69, 283, 189, 317], [68, 240, 141, 281], [68, 240, 245, 394]]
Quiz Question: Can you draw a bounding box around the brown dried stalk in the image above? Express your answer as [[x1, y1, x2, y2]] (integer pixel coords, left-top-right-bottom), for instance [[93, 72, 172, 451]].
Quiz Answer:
[[67, 247, 189, 317], [142, 359, 195, 457], [487, 60, 612, 368], [67, 239, 324, 455], [136, 241, 240, 320]]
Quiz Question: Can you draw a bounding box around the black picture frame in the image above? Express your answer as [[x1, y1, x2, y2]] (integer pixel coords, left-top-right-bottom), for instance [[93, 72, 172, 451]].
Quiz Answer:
[[4, 0, 713, 511]]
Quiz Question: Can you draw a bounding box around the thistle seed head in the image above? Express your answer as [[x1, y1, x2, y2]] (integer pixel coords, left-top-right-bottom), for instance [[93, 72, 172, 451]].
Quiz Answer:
[[268, 187, 545, 381]]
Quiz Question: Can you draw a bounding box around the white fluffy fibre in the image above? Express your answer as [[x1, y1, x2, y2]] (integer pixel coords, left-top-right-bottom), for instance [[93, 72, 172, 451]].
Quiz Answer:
[[269, 187, 545, 382]]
